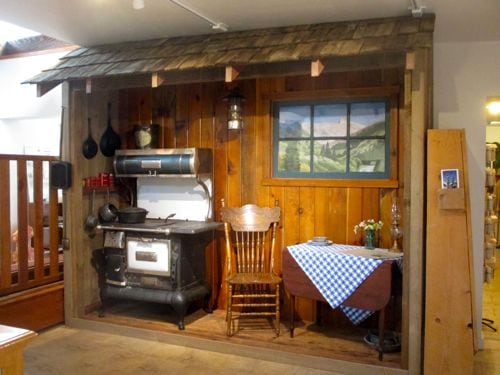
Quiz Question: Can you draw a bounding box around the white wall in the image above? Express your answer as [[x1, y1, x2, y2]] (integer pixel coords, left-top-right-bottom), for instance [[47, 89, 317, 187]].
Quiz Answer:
[[434, 40, 500, 348], [0, 51, 65, 155], [0, 51, 65, 229]]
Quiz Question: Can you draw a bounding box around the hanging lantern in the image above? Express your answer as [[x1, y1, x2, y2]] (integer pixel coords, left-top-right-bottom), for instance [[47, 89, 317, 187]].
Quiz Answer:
[[224, 88, 245, 130]]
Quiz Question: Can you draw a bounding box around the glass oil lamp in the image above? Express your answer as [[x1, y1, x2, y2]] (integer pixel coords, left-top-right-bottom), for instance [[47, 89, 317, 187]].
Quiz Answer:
[[390, 195, 403, 252], [224, 88, 245, 130]]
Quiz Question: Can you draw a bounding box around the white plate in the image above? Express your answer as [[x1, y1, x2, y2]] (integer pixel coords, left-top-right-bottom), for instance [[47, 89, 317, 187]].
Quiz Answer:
[[307, 239, 333, 246]]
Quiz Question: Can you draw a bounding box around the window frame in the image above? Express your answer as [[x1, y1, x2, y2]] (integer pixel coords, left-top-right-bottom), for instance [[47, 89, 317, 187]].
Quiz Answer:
[[272, 98, 390, 180], [262, 87, 400, 188]]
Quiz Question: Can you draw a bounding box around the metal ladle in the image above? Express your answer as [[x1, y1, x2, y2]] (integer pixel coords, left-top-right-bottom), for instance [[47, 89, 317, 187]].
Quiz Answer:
[[84, 189, 98, 237]]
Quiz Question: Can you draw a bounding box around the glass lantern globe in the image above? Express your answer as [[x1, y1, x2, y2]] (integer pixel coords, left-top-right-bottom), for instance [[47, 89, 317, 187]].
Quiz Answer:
[[224, 89, 245, 130]]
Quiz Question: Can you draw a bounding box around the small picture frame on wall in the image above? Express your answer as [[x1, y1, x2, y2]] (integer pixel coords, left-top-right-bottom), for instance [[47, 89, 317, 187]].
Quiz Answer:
[[441, 169, 459, 189]]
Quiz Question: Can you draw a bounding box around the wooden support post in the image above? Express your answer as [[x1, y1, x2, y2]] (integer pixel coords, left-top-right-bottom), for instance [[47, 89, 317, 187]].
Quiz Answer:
[[405, 52, 415, 71], [85, 79, 92, 94], [402, 47, 429, 373], [225, 66, 241, 82], [311, 60, 324, 77]]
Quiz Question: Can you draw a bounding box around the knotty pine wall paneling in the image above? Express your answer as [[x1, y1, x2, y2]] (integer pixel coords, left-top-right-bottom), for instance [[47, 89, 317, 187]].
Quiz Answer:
[[213, 82, 230, 309], [67, 88, 121, 316], [240, 79, 257, 205], [109, 68, 403, 317], [255, 77, 285, 207], [187, 83, 201, 148], [175, 84, 190, 148], [159, 86, 177, 149], [327, 188, 348, 244]]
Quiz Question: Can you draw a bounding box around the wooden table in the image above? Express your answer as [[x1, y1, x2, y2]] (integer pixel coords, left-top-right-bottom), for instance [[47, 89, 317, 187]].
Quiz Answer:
[[282, 247, 397, 360], [0, 325, 37, 375]]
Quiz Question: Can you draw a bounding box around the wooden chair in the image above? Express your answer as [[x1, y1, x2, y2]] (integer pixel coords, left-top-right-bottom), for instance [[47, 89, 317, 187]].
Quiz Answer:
[[221, 199, 281, 336]]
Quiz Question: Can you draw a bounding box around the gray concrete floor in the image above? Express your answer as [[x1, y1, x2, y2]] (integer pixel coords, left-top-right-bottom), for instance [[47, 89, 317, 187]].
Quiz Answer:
[[24, 325, 344, 375]]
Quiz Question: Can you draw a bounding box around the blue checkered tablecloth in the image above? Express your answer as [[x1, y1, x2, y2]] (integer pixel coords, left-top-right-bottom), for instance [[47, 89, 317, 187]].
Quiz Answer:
[[287, 243, 402, 324]]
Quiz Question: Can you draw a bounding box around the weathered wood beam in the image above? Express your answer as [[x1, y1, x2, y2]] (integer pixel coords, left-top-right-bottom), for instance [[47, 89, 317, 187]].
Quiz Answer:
[[406, 52, 415, 71], [68, 53, 407, 91], [71, 75, 153, 92], [225, 66, 242, 82], [405, 52, 415, 106], [36, 81, 60, 97], [405, 47, 431, 374], [311, 60, 325, 77], [151, 72, 166, 88]]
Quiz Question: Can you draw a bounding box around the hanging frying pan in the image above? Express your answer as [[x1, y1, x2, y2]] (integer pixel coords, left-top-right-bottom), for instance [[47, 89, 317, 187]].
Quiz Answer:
[[82, 117, 98, 159], [100, 102, 121, 157]]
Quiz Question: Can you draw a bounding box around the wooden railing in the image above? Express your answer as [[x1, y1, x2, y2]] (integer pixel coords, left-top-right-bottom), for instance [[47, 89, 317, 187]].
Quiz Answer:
[[0, 154, 63, 297]]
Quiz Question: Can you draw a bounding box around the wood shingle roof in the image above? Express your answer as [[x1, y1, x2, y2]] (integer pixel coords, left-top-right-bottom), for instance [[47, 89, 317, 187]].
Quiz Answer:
[[26, 14, 434, 86]]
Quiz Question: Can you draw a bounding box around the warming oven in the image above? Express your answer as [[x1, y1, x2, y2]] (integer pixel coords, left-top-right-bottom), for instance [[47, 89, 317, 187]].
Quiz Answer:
[[93, 148, 220, 330]]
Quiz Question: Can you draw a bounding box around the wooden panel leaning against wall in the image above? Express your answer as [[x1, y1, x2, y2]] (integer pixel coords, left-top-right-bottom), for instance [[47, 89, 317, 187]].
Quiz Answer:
[[114, 68, 404, 316]]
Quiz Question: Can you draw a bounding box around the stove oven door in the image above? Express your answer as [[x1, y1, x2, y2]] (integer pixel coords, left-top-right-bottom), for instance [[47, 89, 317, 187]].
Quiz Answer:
[[126, 236, 171, 277]]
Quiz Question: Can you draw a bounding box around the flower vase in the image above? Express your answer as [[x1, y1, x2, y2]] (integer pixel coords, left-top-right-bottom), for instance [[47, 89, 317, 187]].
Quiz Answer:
[[364, 229, 375, 250]]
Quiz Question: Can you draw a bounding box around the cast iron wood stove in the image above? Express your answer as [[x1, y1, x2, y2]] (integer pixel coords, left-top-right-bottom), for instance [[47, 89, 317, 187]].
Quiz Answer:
[[93, 148, 220, 330]]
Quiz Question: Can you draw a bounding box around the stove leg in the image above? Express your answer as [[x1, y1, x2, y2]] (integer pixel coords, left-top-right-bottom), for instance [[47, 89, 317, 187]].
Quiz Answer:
[[91, 249, 107, 318], [171, 292, 188, 330], [202, 293, 213, 314], [98, 288, 107, 317]]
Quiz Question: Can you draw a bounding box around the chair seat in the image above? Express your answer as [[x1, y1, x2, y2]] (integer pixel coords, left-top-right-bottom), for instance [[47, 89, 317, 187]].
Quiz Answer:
[[227, 273, 281, 285]]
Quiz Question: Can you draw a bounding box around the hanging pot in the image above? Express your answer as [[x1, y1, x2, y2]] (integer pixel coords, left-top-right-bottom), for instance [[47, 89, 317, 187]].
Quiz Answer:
[[98, 189, 118, 223], [100, 102, 121, 157], [116, 207, 148, 224], [84, 190, 98, 236]]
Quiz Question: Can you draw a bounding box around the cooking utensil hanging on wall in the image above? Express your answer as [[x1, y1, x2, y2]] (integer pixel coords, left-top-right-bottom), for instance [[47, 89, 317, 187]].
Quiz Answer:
[[98, 188, 118, 223], [84, 189, 98, 237], [82, 117, 98, 159], [100, 102, 121, 157]]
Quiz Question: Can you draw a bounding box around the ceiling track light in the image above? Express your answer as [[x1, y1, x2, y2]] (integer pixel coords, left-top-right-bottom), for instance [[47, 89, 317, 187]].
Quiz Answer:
[[132, 0, 145, 10], [168, 0, 228, 32], [408, 0, 425, 17]]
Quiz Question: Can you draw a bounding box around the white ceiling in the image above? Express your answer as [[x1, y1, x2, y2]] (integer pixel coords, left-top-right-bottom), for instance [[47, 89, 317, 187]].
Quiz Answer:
[[0, 0, 499, 47]]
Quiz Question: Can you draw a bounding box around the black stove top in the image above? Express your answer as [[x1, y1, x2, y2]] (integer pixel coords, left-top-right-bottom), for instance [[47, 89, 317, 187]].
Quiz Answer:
[[97, 218, 221, 235]]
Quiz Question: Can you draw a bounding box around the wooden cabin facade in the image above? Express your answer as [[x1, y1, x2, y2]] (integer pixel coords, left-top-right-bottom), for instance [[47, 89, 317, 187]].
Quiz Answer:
[[25, 15, 433, 374]]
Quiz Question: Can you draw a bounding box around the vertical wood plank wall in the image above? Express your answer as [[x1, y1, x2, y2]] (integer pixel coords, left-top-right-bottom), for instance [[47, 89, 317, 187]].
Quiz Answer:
[[68, 69, 406, 324], [112, 69, 405, 319]]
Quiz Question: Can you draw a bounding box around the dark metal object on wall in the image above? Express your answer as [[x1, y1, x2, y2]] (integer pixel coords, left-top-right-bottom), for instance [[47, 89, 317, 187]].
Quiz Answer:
[[100, 103, 121, 157], [82, 117, 98, 159], [49, 161, 72, 189]]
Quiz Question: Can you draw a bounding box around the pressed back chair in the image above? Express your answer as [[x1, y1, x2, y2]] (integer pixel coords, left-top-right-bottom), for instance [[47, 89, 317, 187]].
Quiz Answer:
[[221, 199, 281, 336]]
